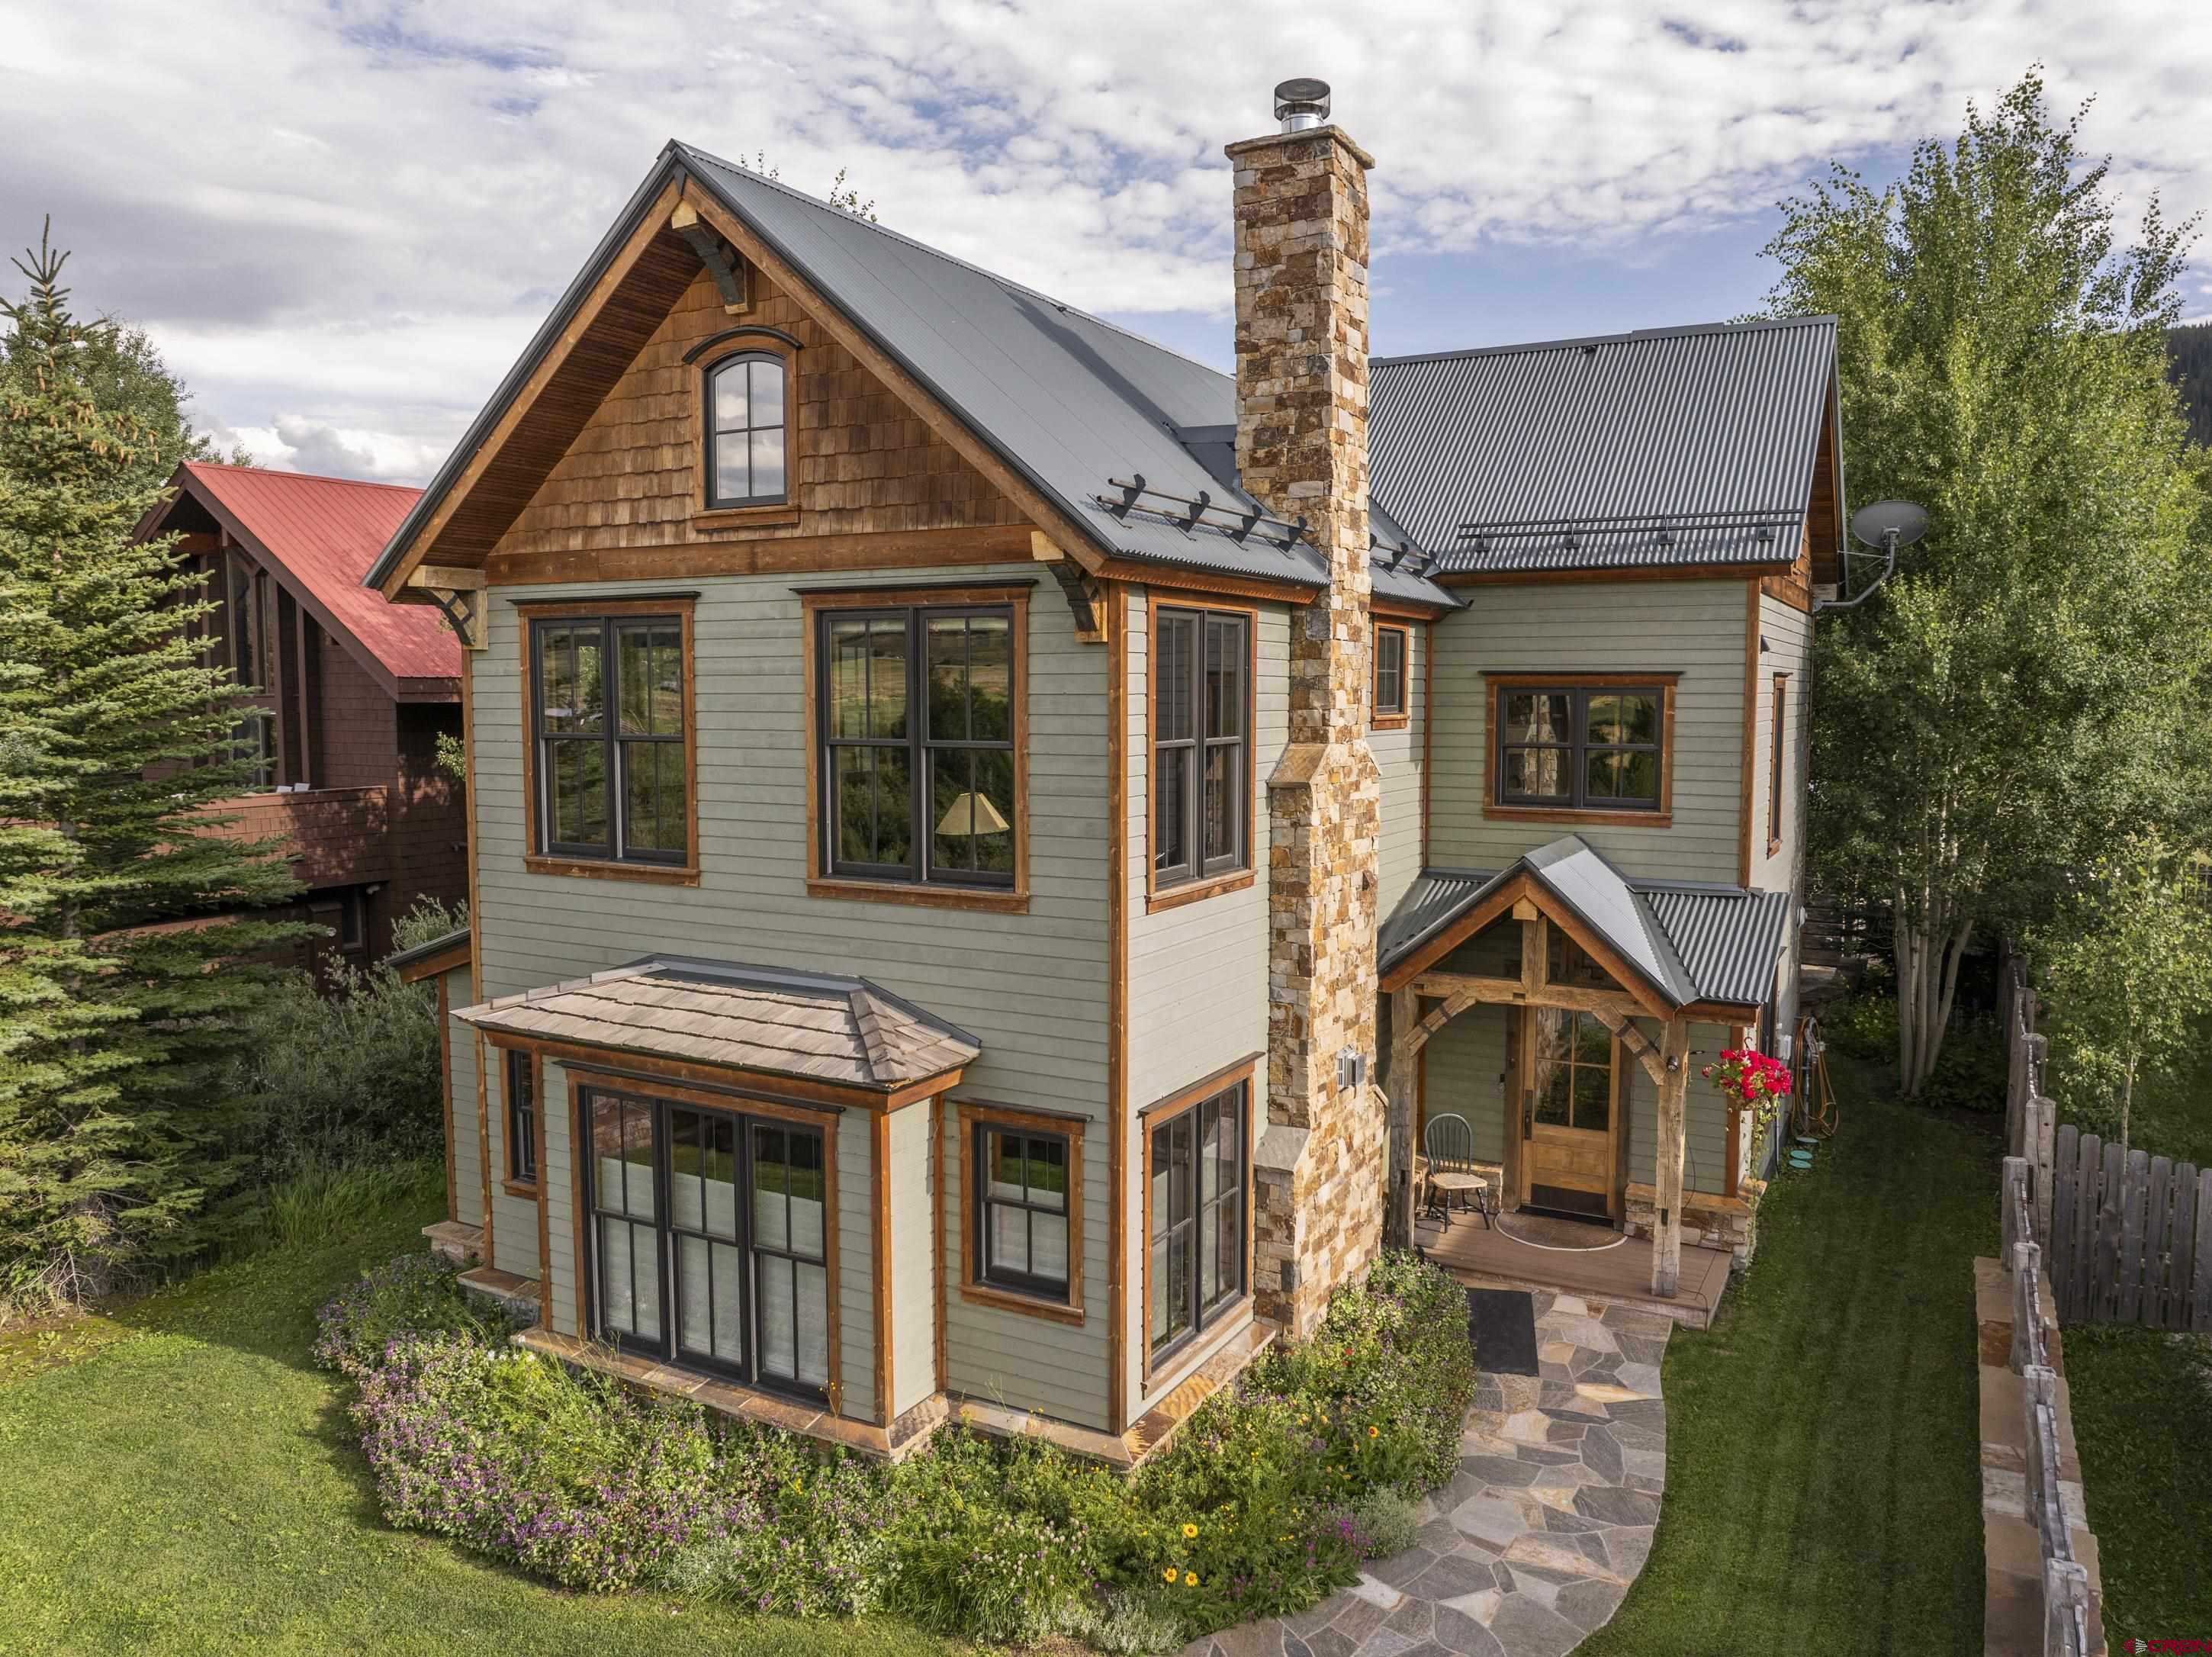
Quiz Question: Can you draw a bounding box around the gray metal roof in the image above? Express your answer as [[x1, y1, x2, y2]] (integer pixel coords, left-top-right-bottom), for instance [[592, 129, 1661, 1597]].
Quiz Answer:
[[1369, 316, 1838, 576], [366, 142, 1461, 607], [453, 954, 980, 1091], [1379, 837, 1796, 1011]]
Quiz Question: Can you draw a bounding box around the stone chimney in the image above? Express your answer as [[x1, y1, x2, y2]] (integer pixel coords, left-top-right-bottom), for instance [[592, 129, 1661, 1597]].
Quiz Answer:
[[1228, 80, 1384, 1339]]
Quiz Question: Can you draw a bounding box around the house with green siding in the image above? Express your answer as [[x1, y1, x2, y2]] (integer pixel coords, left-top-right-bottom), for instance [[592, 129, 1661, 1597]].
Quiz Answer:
[[371, 79, 1842, 1463]]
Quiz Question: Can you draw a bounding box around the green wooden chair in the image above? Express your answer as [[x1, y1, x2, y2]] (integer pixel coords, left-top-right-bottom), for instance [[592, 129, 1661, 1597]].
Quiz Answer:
[[1422, 1113, 1493, 1229]]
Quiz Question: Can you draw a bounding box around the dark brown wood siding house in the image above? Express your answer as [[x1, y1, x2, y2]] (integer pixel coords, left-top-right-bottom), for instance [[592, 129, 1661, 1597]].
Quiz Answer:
[[136, 462, 467, 965]]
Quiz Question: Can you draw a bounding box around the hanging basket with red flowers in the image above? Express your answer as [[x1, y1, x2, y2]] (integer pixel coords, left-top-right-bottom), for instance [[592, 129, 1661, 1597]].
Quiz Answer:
[[1702, 1047, 1795, 1154]]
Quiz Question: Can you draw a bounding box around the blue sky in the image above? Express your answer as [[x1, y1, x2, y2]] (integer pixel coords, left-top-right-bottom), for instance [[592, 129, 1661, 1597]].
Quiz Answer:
[[4, 2, 2205, 482]]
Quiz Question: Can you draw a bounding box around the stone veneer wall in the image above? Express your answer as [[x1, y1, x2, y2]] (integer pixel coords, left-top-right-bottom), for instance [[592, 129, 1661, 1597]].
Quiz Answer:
[[1226, 119, 1385, 1339], [1622, 1179, 1763, 1264]]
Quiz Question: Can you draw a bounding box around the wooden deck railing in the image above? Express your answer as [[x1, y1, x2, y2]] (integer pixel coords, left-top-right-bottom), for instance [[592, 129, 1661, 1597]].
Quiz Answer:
[[195, 784, 392, 889]]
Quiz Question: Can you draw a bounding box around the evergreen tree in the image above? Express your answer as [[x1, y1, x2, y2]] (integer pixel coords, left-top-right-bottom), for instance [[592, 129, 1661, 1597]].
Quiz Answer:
[[1765, 72, 2212, 1095], [0, 230, 305, 1309], [0, 218, 247, 500]]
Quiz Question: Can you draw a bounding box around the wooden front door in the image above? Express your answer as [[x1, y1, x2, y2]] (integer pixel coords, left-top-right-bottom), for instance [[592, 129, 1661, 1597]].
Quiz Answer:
[[1519, 1007, 1619, 1219]]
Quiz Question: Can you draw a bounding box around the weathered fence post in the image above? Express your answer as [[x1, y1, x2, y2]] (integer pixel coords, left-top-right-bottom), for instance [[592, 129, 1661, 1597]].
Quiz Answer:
[[2195, 1167, 2212, 1331], [2041, 1557, 2091, 1657], [2002, 1154, 2030, 1263], [2010, 1239, 2043, 1373]]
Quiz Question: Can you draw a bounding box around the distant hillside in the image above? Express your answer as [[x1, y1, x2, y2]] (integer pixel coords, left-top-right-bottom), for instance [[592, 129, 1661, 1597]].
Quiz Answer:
[[2174, 323, 2212, 446]]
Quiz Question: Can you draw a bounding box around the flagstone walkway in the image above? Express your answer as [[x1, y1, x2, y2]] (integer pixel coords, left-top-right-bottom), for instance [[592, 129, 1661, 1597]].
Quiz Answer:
[[1178, 1292, 1673, 1657]]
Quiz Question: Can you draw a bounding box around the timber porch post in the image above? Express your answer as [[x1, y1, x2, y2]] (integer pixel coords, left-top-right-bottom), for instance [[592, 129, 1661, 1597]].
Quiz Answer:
[[1651, 1018, 1692, 1298], [1385, 983, 1418, 1248]]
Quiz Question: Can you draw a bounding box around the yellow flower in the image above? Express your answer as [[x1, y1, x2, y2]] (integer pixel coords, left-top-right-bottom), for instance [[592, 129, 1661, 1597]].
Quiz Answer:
[[1162, 1567, 1177, 1582], [1368, 1425, 1380, 1438], [1185, 1572, 1199, 1587], [1182, 1523, 1199, 1539]]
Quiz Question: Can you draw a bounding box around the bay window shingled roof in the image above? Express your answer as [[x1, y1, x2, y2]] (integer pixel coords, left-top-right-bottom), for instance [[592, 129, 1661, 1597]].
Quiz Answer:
[[453, 957, 980, 1092]]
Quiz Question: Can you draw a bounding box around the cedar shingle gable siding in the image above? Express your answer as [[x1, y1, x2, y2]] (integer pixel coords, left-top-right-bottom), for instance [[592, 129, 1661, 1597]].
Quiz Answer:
[[491, 267, 1027, 563]]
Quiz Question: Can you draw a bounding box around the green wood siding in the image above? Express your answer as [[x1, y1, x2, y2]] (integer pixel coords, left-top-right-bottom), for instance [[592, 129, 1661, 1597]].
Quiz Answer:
[[1429, 580, 1750, 883], [886, 1104, 935, 1421], [1749, 591, 1811, 899], [467, 563, 1110, 1430], [836, 1117, 875, 1424], [444, 967, 481, 1227], [1420, 1002, 1513, 1166], [1374, 622, 1426, 917], [1626, 1021, 1736, 1198], [542, 1062, 577, 1335]]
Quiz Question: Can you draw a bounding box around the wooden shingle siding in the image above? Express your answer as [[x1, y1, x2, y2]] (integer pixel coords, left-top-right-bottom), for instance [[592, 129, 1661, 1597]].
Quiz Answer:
[[1628, 1021, 1733, 1198], [490, 269, 1025, 562], [1373, 622, 1425, 916], [1421, 1003, 1513, 1166], [837, 1118, 875, 1424], [1429, 580, 1748, 883], [469, 561, 1111, 1429]]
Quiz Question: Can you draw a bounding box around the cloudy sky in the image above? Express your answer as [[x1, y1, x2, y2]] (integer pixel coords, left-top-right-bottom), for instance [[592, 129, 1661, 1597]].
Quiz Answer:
[[7, 1, 2209, 485]]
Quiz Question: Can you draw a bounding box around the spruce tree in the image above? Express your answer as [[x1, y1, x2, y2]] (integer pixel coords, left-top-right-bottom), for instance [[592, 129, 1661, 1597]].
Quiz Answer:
[[0, 228, 305, 1308]]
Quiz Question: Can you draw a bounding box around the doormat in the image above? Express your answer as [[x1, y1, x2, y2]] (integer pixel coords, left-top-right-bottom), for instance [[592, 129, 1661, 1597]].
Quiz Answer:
[[1467, 1287, 1539, 1376]]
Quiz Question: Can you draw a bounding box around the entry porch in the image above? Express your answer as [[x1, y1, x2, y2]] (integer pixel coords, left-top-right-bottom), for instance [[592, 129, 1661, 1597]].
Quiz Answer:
[[1413, 1205, 1736, 1328]]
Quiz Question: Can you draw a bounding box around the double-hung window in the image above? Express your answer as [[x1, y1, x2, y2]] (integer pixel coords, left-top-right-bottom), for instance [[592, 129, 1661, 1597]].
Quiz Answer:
[[1767, 675, 1788, 852], [1491, 680, 1668, 815], [972, 1120, 1072, 1305], [1146, 1076, 1248, 1363], [1153, 605, 1250, 889], [584, 1088, 831, 1397], [815, 600, 1018, 890], [1373, 624, 1409, 725], [506, 1050, 537, 1187], [530, 610, 691, 868]]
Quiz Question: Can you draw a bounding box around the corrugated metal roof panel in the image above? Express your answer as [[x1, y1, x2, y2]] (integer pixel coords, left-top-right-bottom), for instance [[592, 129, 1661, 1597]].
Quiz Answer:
[[182, 463, 457, 684], [1378, 839, 1796, 1010], [1369, 317, 1836, 575]]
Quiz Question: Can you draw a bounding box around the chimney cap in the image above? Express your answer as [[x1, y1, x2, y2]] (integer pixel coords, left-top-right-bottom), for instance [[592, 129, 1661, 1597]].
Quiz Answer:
[[1274, 78, 1331, 132]]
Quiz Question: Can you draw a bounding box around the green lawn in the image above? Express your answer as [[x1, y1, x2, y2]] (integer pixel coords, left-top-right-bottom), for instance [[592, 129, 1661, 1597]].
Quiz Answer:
[[1579, 1063, 1995, 1656], [2065, 1323, 2212, 1646], [0, 1198, 958, 1657]]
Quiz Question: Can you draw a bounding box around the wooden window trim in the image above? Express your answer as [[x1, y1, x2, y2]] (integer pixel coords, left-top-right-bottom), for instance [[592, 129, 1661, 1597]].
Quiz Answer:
[[1145, 593, 1257, 907], [502, 1047, 539, 1195], [956, 1102, 1085, 1326], [799, 587, 1030, 913], [1138, 1060, 1256, 1381], [699, 346, 794, 514], [1481, 672, 1678, 828], [573, 1077, 841, 1408], [1372, 623, 1410, 730], [519, 598, 700, 885], [1767, 674, 1788, 857]]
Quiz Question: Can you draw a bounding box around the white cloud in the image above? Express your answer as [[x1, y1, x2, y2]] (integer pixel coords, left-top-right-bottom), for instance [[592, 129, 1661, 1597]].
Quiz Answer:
[[6, 0, 2210, 484]]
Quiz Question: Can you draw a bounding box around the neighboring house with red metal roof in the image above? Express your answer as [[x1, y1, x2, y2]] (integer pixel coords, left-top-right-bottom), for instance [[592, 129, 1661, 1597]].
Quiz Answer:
[[134, 462, 468, 966]]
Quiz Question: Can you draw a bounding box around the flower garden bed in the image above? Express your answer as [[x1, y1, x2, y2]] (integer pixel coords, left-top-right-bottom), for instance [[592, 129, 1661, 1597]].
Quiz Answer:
[[315, 1249, 1475, 1650]]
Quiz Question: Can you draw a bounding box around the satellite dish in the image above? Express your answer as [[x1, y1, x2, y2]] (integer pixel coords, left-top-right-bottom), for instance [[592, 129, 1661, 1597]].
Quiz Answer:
[[1820, 498, 1927, 613], [1850, 500, 1928, 550]]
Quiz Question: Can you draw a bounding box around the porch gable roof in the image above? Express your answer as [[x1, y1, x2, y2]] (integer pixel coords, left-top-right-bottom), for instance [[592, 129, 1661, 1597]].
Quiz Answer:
[[1378, 836, 1793, 1012]]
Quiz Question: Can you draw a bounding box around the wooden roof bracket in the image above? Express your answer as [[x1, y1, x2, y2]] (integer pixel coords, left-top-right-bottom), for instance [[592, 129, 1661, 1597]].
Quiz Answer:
[[670, 201, 748, 314], [1033, 532, 1108, 644], [407, 565, 488, 651]]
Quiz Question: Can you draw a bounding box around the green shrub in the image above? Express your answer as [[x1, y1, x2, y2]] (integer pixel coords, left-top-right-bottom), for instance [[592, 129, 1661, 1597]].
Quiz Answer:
[[1920, 1016, 2006, 1113], [1821, 990, 1899, 1062], [326, 1248, 1474, 1643], [312, 1250, 518, 1375]]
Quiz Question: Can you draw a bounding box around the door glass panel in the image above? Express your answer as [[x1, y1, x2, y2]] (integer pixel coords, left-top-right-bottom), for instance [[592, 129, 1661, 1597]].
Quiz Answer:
[[757, 1255, 796, 1379], [1532, 1010, 1573, 1125], [794, 1261, 829, 1386], [1573, 1065, 1611, 1131]]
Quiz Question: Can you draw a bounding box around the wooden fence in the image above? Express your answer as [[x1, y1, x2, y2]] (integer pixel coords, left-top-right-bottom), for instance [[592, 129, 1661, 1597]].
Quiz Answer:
[[2004, 951, 2212, 1330], [2000, 1157, 2098, 1657]]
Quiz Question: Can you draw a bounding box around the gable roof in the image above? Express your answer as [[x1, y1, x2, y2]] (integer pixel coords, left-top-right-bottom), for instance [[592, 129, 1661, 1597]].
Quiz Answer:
[[1369, 316, 1838, 577], [151, 462, 458, 696], [453, 955, 981, 1096], [363, 143, 1457, 610], [1378, 836, 1794, 1012]]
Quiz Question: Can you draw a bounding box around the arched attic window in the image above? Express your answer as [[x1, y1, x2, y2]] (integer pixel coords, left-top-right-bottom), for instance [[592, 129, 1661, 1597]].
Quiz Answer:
[[704, 352, 788, 508]]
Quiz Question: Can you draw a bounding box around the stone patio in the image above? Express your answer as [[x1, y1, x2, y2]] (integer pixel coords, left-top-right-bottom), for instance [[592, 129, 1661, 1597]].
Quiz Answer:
[[1177, 1292, 1673, 1657]]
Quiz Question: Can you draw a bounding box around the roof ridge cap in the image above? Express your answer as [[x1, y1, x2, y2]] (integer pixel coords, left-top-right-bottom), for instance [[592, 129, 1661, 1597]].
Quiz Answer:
[[186, 458, 423, 495], [1372, 312, 1838, 370]]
